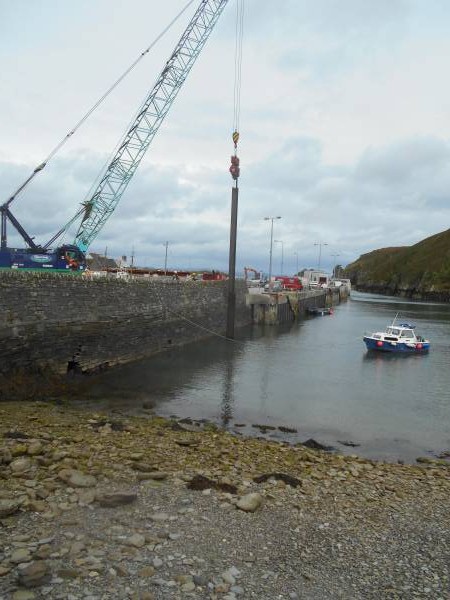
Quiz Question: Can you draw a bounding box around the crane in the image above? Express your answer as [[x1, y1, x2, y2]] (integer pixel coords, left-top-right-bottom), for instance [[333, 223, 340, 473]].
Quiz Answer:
[[0, 0, 229, 272]]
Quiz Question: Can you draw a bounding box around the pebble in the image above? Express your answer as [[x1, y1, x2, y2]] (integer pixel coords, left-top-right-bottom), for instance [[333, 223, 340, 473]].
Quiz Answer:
[[17, 560, 51, 588], [149, 512, 170, 522], [0, 498, 21, 518], [193, 574, 208, 586], [138, 566, 156, 577], [124, 533, 146, 548], [12, 591, 36, 600], [181, 581, 196, 592], [10, 457, 31, 473], [96, 492, 137, 507], [11, 548, 32, 564], [137, 471, 169, 481], [27, 441, 44, 456], [236, 492, 263, 512], [231, 585, 244, 595], [222, 570, 236, 585], [58, 469, 97, 488]]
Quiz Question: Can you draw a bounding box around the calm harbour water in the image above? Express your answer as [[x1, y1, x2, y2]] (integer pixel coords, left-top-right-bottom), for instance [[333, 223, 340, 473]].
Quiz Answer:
[[83, 292, 450, 462]]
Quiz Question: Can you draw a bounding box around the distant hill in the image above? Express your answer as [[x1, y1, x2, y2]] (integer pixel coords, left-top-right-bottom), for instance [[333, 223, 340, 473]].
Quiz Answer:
[[344, 229, 450, 300]]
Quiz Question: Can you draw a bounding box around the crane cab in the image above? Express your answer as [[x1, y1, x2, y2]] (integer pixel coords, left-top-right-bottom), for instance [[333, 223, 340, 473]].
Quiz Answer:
[[0, 244, 86, 272]]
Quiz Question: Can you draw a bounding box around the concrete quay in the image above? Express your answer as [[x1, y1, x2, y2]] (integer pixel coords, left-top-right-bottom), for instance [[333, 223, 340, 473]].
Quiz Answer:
[[246, 286, 348, 325]]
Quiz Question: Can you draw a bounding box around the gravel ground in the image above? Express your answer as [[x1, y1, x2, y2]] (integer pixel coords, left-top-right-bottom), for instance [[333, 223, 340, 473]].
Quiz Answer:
[[0, 401, 449, 600]]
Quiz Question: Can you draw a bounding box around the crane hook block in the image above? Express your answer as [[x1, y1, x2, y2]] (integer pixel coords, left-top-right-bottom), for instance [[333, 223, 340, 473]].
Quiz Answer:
[[232, 131, 239, 146], [229, 155, 240, 180]]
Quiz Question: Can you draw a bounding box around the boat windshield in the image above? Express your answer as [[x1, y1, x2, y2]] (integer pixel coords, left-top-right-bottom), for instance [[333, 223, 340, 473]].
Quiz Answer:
[[385, 327, 415, 338], [386, 327, 401, 336], [400, 330, 415, 338]]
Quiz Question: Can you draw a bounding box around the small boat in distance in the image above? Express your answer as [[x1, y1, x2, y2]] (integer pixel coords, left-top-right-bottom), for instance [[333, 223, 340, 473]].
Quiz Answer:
[[307, 307, 333, 316], [363, 317, 430, 353]]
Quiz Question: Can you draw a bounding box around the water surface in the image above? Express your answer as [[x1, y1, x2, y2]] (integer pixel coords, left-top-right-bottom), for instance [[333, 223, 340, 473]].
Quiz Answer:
[[83, 292, 450, 462]]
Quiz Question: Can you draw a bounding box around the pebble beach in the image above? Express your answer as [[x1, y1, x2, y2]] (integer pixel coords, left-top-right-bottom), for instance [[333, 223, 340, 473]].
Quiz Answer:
[[1, 400, 450, 600]]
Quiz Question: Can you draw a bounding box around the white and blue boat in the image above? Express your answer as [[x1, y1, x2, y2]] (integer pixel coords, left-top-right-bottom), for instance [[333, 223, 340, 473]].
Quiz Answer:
[[363, 319, 430, 353]]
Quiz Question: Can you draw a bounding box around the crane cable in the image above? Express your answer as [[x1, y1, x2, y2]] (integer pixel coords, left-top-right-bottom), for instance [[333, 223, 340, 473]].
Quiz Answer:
[[232, 0, 244, 145], [3, 0, 196, 207]]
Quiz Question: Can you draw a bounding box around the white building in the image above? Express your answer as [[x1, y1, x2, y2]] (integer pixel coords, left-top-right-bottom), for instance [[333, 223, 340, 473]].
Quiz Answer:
[[301, 269, 330, 288]]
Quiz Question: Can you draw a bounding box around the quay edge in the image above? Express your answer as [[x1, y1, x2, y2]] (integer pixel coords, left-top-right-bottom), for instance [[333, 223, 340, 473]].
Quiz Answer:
[[247, 286, 348, 325]]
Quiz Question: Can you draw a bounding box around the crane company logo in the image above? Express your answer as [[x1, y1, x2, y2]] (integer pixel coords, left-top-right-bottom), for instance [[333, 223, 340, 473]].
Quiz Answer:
[[30, 255, 50, 263]]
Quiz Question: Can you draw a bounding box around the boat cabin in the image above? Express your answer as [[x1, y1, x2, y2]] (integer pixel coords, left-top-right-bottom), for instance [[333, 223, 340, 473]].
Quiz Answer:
[[372, 323, 421, 342]]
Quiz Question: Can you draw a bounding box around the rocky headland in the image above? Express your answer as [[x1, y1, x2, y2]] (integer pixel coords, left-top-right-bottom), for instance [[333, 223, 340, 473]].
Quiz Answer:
[[0, 401, 449, 599], [344, 228, 450, 300]]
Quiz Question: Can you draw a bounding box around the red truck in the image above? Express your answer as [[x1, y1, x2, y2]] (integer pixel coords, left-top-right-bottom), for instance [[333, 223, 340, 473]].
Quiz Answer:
[[274, 276, 303, 291]]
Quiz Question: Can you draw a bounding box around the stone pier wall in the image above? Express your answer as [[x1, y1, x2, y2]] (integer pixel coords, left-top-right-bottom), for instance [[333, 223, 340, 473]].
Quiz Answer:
[[0, 272, 250, 375]]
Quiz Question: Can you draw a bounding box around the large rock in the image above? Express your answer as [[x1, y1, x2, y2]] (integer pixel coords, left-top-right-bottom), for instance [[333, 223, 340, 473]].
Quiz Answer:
[[124, 533, 146, 548], [0, 448, 12, 464], [131, 462, 158, 472], [11, 548, 32, 564], [58, 469, 97, 488], [27, 441, 44, 456], [96, 491, 137, 507], [17, 561, 51, 588], [10, 457, 31, 473], [236, 493, 263, 513], [0, 499, 21, 518], [136, 472, 169, 481]]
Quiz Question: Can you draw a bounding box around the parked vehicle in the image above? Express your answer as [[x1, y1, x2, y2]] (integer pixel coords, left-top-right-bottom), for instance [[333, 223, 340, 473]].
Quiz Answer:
[[264, 280, 283, 292], [274, 276, 303, 290], [202, 271, 227, 281]]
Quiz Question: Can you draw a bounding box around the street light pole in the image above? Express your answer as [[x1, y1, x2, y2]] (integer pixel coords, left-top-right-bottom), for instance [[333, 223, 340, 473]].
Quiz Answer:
[[274, 240, 284, 275], [294, 251, 299, 275], [264, 216, 281, 290], [314, 242, 328, 271], [331, 253, 340, 277], [163, 241, 169, 275]]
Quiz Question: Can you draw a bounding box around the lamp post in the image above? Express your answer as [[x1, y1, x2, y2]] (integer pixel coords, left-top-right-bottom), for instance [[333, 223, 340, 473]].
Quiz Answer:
[[314, 242, 328, 271], [274, 240, 284, 275], [163, 241, 169, 275], [331, 253, 340, 277], [294, 251, 299, 275], [264, 216, 281, 290]]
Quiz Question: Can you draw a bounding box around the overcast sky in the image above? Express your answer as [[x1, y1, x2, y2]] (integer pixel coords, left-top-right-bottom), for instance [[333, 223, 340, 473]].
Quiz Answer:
[[1, 0, 450, 274]]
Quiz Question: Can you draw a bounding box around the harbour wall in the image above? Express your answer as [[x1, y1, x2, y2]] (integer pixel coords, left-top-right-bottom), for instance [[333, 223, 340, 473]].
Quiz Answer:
[[248, 286, 347, 325], [0, 272, 250, 376]]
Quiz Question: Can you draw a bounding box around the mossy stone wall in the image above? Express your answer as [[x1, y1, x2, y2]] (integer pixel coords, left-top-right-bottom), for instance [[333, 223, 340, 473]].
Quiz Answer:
[[0, 272, 250, 375]]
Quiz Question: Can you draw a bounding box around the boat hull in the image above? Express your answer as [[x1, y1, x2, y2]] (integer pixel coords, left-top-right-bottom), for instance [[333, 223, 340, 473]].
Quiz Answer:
[[363, 337, 430, 353], [308, 307, 333, 316]]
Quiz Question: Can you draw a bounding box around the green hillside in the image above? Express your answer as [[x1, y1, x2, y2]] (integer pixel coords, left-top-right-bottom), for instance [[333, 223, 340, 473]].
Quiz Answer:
[[344, 229, 450, 297]]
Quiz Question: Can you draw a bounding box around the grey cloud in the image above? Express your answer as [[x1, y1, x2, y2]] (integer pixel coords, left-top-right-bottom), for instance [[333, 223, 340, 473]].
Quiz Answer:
[[245, 0, 410, 79], [355, 137, 450, 185], [2, 129, 450, 273]]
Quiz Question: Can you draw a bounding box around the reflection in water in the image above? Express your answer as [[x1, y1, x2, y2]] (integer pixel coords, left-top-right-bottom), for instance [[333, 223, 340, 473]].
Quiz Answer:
[[362, 351, 429, 363], [259, 356, 270, 410], [220, 348, 235, 427]]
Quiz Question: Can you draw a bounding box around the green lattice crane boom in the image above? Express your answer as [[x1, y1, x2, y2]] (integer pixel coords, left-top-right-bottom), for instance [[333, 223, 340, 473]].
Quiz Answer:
[[73, 0, 229, 253]]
